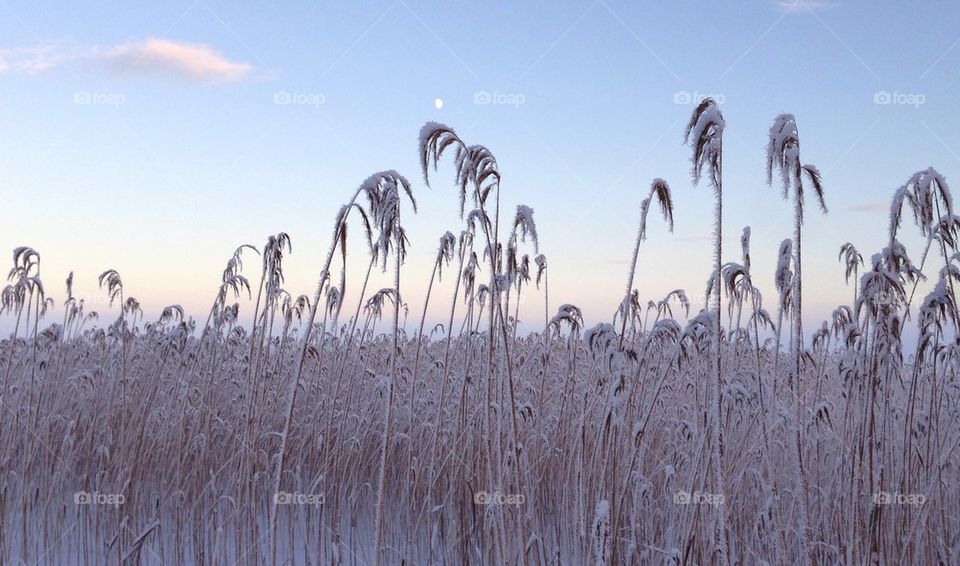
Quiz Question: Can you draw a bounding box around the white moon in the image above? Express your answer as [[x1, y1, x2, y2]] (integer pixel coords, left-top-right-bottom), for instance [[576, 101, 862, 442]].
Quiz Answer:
[[434, 98, 444, 109]]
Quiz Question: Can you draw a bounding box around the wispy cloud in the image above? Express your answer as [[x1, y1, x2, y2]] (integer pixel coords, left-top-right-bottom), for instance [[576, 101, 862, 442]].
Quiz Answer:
[[844, 202, 888, 214], [0, 38, 253, 83], [101, 39, 252, 82], [0, 41, 74, 74], [774, 0, 835, 14]]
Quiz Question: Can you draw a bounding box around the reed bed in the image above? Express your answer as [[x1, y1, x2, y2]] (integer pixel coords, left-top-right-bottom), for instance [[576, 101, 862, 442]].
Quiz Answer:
[[2, 102, 959, 565]]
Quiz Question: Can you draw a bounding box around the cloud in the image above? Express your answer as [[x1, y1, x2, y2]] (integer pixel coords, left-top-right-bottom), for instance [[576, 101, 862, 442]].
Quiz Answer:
[[844, 202, 888, 214], [0, 42, 73, 74], [775, 0, 835, 14], [0, 38, 253, 83], [101, 39, 253, 83]]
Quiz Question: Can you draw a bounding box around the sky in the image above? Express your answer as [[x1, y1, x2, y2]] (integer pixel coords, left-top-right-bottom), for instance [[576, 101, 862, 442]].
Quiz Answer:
[[1, 0, 959, 337]]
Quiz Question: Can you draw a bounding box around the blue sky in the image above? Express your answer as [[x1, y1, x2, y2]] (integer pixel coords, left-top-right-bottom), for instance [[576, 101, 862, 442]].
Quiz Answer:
[[2, 0, 959, 334]]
